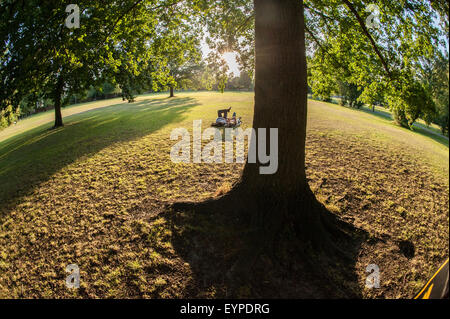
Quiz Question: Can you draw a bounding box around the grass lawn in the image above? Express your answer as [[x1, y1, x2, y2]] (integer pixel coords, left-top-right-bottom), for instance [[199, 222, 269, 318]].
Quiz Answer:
[[0, 91, 448, 298]]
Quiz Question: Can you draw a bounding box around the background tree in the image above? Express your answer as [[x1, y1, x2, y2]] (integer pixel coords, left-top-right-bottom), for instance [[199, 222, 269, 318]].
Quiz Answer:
[[164, 39, 203, 98], [238, 71, 253, 90], [205, 51, 230, 93], [358, 81, 386, 112], [226, 71, 254, 91], [422, 53, 449, 135]]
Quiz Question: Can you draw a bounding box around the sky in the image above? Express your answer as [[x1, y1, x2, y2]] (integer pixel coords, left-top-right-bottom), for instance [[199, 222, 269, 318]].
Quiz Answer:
[[200, 40, 241, 77]]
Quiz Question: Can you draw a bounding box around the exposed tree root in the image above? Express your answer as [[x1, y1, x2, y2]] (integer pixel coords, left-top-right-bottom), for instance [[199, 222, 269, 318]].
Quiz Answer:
[[50, 124, 64, 130]]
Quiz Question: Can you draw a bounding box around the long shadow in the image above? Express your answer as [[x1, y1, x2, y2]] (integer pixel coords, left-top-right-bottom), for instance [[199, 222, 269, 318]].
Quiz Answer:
[[164, 202, 368, 298], [0, 97, 198, 205]]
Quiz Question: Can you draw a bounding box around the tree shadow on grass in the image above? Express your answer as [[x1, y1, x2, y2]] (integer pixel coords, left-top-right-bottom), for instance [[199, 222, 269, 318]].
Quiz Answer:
[[164, 201, 368, 298], [0, 97, 198, 205]]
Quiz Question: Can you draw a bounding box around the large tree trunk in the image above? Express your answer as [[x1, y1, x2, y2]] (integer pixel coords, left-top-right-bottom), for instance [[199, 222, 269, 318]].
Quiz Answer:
[[169, 85, 174, 98], [226, 0, 340, 270], [53, 78, 64, 128], [242, 0, 308, 194]]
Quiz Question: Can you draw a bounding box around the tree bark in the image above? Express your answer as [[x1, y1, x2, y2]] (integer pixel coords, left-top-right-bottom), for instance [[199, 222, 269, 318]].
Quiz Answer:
[[53, 77, 64, 128], [169, 85, 174, 98], [241, 0, 309, 201]]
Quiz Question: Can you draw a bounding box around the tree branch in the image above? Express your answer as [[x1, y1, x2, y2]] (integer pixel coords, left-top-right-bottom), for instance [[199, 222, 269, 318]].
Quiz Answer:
[[101, 0, 146, 45], [304, 3, 334, 22], [342, 0, 392, 78], [305, 25, 346, 71], [235, 13, 255, 34]]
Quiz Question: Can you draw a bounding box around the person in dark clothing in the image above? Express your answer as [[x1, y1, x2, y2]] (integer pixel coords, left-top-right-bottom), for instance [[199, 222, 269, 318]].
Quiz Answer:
[[218, 107, 232, 119]]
